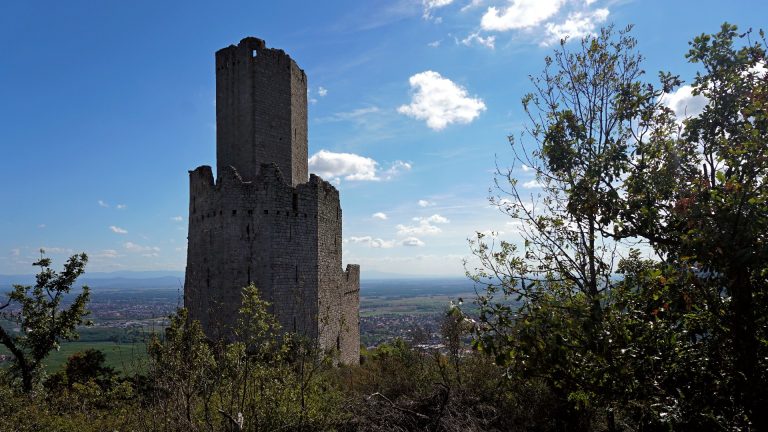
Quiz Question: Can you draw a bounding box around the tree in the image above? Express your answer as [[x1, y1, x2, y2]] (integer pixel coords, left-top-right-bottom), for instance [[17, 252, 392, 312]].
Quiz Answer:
[[0, 251, 91, 392], [467, 25, 654, 429], [620, 23, 768, 427], [468, 22, 768, 429]]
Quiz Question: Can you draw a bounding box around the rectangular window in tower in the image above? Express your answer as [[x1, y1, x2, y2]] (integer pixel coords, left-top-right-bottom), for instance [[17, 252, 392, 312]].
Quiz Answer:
[[292, 192, 298, 212]]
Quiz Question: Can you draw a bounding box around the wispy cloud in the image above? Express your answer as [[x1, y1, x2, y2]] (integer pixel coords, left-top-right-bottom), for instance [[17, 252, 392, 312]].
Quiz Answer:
[[98, 200, 109, 208], [372, 212, 388, 220], [170, 216, 184, 222], [460, 32, 496, 49], [418, 199, 435, 207], [401, 237, 426, 247], [124, 242, 160, 254], [116, 204, 127, 210], [109, 226, 128, 234]]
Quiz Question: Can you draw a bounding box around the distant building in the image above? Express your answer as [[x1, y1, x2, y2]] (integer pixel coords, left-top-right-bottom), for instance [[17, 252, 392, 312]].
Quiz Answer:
[[184, 37, 360, 364]]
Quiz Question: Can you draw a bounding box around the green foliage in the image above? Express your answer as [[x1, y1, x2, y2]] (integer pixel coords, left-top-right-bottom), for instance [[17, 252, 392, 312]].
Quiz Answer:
[[0, 251, 91, 392], [469, 22, 768, 430], [141, 283, 346, 431]]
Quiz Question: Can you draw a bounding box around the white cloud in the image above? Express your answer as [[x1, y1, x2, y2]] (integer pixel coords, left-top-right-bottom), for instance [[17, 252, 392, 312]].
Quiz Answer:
[[461, 32, 496, 49], [414, 214, 451, 224], [522, 179, 542, 188], [38, 224, 46, 229], [423, 0, 455, 19], [521, 164, 532, 172], [381, 160, 412, 180], [542, 8, 609, 46], [349, 236, 397, 248], [481, 0, 565, 31], [372, 212, 388, 220], [418, 199, 435, 207], [171, 216, 183, 222], [398, 71, 486, 131], [10, 248, 20, 257], [98, 200, 109, 208], [309, 150, 378, 182], [661, 85, 708, 119], [401, 237, 426, 247], [397, 215, 447, 236], [427, 40, 441, 48], [308, 150, 410, 183], [116, 204, 127, 210], [124, 242, 160, 253], [109, 226, 128, 234], [317, 86, 328, 97]]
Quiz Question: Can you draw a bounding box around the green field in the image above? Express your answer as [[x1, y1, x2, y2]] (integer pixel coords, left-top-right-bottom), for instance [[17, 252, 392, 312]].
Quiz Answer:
[[1, 340, 148, 375], [360, 293, 477, 317]]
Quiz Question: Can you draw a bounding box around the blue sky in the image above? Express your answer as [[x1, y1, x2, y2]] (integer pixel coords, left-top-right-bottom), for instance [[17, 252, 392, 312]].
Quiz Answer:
[[1, 0, 765, 276]]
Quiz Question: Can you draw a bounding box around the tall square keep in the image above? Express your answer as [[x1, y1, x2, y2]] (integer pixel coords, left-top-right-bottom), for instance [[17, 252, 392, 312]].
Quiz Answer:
[[184, 37, 360, 365]]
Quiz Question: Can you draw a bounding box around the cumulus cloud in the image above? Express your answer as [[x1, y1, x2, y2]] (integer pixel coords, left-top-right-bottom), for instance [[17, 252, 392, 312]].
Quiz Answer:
[[124, 242, 160, 253], [398, 71, 486, 131], [461, 32, 496, 49], [481, 0, 565, 31], [317, 86, 328, 97], [98, 200, 109, 208], [401, 237, 426, 247], [372, 212, 388, 220], [661, 85, 708, 119], [309, 150, 378, 181], [109, 226, 128, 234], [542, 8, 609, 46], [418, 199, 435, 207], [522, 179, 542, 188], [308, 150, 410, 183], [349, 236, 397, 248]]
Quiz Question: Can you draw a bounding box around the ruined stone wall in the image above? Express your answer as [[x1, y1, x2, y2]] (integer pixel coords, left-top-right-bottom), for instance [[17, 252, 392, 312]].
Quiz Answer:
[[185, 37, 359, 364], [185, 164, 320, 339], [215, 38, 308, 186]]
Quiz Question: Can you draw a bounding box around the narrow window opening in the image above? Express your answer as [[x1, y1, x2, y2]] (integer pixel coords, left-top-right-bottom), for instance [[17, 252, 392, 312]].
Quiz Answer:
[[264, 209, 269, 215], [292, 192, 298, 212], [251, 49, 258, 58], [232, 210, 237, 216], [336, 335, 340, 351]]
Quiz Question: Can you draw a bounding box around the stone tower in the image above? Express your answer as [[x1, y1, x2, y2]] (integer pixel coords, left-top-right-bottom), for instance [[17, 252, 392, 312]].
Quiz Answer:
[[184, 37, 360, 365]]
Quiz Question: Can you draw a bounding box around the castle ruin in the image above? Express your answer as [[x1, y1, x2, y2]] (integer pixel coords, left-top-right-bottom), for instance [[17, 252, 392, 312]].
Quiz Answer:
[[184, 37, 360, 365]]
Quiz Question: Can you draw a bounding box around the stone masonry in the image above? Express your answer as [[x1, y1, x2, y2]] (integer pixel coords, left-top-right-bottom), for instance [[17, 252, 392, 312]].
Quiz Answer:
[[184, 37, 360, 365]]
